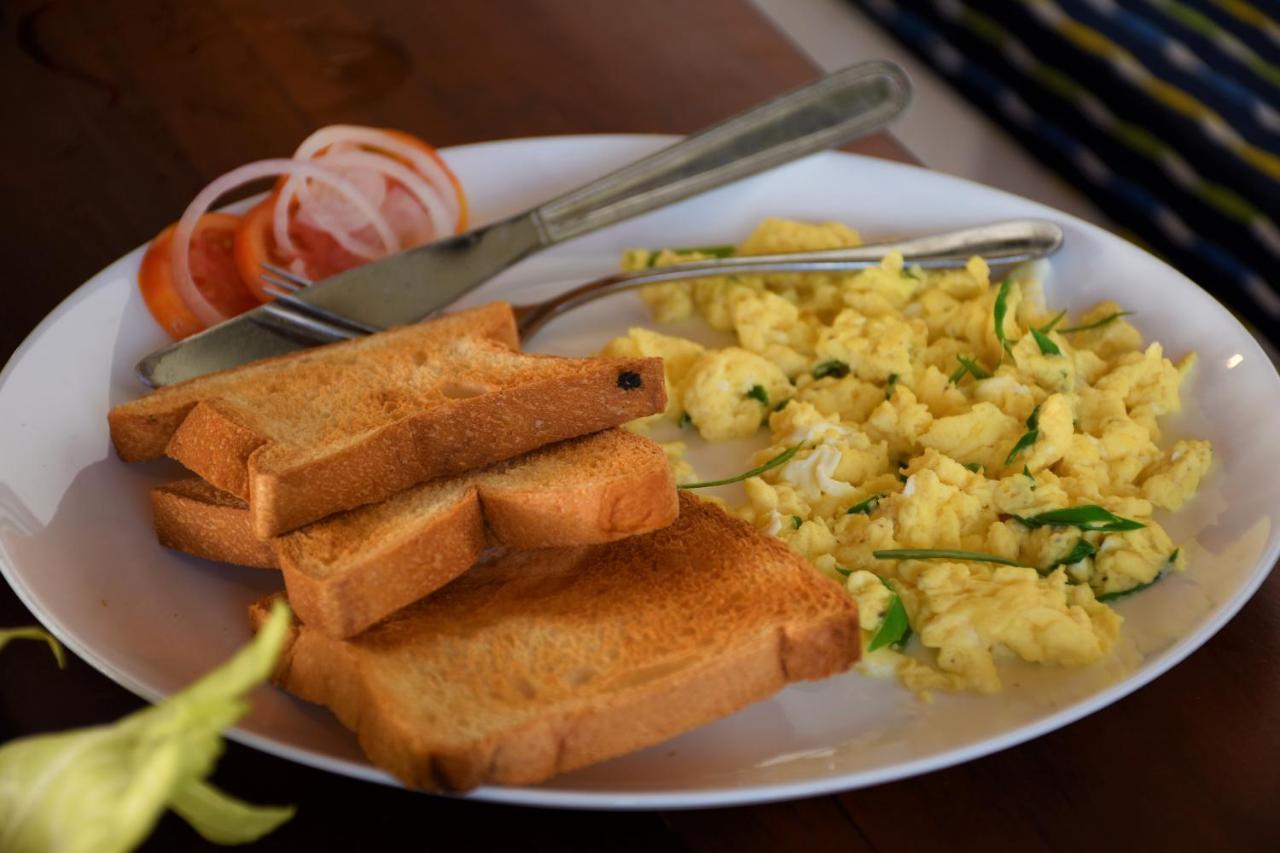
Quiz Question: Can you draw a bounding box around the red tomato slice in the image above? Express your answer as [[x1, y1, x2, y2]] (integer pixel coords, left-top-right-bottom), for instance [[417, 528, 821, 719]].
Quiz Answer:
[[140, 212, 259, 339], [234, 195, 366, 296], [379, 128, 469, 233]]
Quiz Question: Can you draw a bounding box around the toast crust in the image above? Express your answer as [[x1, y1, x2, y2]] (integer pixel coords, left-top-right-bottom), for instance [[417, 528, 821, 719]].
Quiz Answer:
[[152, 480, 276, 569], [249, 495, 859, 791]]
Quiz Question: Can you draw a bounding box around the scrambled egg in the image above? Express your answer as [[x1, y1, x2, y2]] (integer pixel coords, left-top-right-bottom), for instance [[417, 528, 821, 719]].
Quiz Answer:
[[604, 218, 1213, 695]]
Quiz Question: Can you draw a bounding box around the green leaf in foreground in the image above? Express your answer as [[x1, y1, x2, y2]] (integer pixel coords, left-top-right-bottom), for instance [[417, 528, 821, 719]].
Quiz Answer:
[[885, 373, 899, 400], [813, 359, 851, 380], [0, 627, 65, 669], [1030, 327, 1061, 356], [1012, 505, 1145, 532], [678, 411, 693, 429], [1005, 403, 1042, 466], [746, 384, 769, 406], [873, 549, 1033, 568], [868, 578, 912, 652], [1060, 311, 1134, 334], [1096, 572, 1166, 603], [1040, 309, 1067, 333], [791, 515, 803, 530], [0, 600, 295, 853], [679, 445, 801, 490], [846, 494, 885, 516]]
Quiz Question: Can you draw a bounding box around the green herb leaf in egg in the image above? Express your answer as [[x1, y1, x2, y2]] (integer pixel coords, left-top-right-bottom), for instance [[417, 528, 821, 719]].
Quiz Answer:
[[678, 444, 801, 490], [873, 549, 1033, 568], [846, 494, 885, 516], [746, 384, 769, 406], [1059, 310, 1134, 334], [868, 578, 913, 651], [1005, 402, 1042, 465], [993, 279, 1016, 362], [813, 359, 851, 380], [1012, 505, 1145, 532], [1030, 327, 1062, 356]]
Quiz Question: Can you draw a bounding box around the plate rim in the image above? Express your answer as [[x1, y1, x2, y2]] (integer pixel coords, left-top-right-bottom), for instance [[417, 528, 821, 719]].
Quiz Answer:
[[2, 133, 1277, 810]]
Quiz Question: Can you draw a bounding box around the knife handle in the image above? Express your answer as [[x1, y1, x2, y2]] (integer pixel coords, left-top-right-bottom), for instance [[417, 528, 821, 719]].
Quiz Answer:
[[531, 61, 911, 245]]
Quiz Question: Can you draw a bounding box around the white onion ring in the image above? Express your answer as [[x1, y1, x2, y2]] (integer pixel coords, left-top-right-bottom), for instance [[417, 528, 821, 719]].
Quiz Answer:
[[171, 158, 396, 327], [292, 159, 388, 261], [316, 148, 452, 242], [293, 124, 462, 227]]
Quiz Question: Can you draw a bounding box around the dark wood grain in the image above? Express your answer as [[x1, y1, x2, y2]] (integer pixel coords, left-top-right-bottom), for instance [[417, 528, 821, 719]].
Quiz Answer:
[[0, 1, 1275, 851]]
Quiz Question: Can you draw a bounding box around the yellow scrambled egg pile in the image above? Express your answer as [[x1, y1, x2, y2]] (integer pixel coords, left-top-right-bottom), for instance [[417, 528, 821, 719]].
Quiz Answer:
[[602, 217, 1213, 695]]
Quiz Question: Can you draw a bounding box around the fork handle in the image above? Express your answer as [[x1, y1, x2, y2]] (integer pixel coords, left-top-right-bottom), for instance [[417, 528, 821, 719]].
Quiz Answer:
[[530, 61, 910, 245]]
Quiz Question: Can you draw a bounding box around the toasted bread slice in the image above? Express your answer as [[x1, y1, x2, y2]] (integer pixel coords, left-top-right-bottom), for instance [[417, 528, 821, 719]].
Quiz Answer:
[[111, 302, 666, 537], [153, 479, 276, 569], [250, 493, 860, 791], [156, 429, 679, 638]]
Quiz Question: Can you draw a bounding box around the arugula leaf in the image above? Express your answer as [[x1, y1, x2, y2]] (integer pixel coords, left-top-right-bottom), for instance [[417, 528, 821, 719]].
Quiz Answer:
[[0, 627, 65, 669], [993, 279, 1016, 361], [1012, 505, 1145, 532], [1005, 403, 1042, 466], [885, 373, 899, 400], [0, 601, 295, 853], [1060, 310, 1134, 334], [1022, 465, 1035, 489], [645, 243, 736, 267], [774, 397, 792, 412], [746, 384, 769, 406], [834, 565, 853, 577], [965, 462, 985, 474], [678, 411, 694, 429], [1030, 327, 1061, 356], [1041, 537, 1097, 575], [1169, 548, 1180, 563], [679, 445, 801, 490], [949, 355, 991, 384], [868, 578, 912, 651], [1097, 572, 1166, 602], [873, 549, 1033, 568], [846, 494, 885, 516], [813, 359, 851, 380], [791, 515, 803, 530]]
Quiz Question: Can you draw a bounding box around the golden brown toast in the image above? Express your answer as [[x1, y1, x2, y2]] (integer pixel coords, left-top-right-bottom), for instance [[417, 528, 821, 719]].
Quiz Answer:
[[111, 302, 666, 537], [250, 494, 860, 791], [156, 429, 679, 638]]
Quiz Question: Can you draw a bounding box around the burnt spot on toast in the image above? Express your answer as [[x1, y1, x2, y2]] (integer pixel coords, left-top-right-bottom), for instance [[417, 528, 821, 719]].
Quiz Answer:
[[617, 371, 643, 390]]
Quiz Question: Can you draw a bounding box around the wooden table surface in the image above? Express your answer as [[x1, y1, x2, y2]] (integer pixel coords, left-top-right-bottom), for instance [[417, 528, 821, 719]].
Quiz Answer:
[[1, 1, 1276, 850]]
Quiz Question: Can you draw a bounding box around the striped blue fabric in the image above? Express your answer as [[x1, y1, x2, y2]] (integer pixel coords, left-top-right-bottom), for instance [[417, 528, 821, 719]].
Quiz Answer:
[[850, 0, 1280, 342]]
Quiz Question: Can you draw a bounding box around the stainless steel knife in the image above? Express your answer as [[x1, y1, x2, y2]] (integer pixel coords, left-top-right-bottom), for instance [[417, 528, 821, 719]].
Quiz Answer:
[[137, 60, 911, 386]]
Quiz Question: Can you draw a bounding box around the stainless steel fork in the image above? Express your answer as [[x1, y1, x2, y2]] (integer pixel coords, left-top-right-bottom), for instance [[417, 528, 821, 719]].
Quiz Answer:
[[256, 218, 1064, 342]]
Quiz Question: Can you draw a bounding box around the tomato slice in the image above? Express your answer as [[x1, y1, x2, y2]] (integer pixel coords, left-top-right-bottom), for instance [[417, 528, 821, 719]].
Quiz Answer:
[[234, 195, 367, 297], [140, 212, 259, 339], [379, 128, 469, 233]]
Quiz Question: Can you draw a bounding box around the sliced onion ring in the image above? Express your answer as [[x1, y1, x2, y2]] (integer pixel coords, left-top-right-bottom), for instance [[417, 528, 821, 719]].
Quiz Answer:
[[171, 158, 395, 327], [292, 160, 389, 261], [316, 148, 453, 243], [293, 125, 463, 227]]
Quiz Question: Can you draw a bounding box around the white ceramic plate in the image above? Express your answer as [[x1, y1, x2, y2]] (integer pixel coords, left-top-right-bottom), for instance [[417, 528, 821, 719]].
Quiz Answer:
[[2, 136, 1278, 810]]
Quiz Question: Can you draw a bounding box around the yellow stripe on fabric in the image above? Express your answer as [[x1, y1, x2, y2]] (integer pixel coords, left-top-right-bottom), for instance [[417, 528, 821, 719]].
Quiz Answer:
[[1023, 0, 1280, 179], [1209, 0, 1279, 30]]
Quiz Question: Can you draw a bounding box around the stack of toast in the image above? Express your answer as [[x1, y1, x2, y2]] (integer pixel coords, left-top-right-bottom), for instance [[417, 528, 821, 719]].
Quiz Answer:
[[109, 302, 860, 790]]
